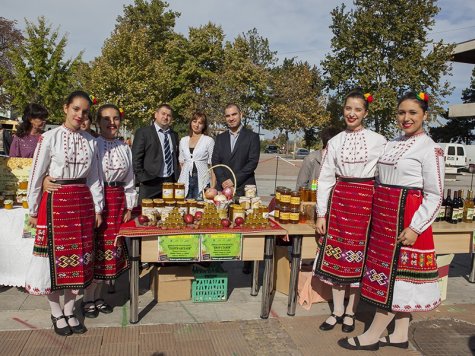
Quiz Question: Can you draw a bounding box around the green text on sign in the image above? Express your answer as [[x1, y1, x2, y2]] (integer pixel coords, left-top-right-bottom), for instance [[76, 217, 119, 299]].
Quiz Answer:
[[158, 234, 200, 262], [201, 233, 242, 261]]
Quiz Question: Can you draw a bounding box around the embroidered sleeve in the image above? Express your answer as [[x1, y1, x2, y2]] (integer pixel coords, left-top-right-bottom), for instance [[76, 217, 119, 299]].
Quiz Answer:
[[316, 139, 338, 217], [409, 145, 445, 234], [27, 134, 50, 216], [87, 139, 104, 214], [124, 145, 137, 210]]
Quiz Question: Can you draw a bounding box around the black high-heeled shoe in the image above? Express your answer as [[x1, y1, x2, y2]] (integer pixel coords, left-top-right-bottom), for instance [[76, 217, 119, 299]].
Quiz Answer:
[[319, 313, 344, 331], [342, 314, 356, 333], [51, 314, 72, 336], [65, 314, 87, 334]]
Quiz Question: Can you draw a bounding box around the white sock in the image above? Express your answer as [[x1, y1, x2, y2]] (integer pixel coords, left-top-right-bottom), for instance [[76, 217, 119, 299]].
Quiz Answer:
[[47, 291, 67, 328]]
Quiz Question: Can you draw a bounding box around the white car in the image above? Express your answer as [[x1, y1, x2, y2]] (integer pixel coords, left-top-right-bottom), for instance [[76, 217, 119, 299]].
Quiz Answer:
[[295, 148, 310, 159]]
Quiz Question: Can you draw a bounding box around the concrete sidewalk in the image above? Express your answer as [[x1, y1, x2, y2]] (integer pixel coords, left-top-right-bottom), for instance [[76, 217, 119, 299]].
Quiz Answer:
[[1, 254, 474, 355]]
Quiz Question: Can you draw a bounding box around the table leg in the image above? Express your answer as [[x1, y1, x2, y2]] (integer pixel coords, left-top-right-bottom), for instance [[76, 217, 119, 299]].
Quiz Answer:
[[287, 234, 303, 316], [469, 252, 475, 283], [251, 261, 259, 296], [260, 235, 275, 319], [129, 237, 140, 324]]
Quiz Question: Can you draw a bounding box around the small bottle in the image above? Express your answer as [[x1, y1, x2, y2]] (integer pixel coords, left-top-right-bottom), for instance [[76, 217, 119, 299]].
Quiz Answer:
[[457, 190, 464, 223], [450, 191, 458, 224], [463, 190, 474, 223], [444, 189, 453, 222]]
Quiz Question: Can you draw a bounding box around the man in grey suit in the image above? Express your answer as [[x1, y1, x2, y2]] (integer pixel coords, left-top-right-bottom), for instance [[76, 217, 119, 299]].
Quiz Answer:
[[212, 103, 260, 274], [132, 104, 180, 202]]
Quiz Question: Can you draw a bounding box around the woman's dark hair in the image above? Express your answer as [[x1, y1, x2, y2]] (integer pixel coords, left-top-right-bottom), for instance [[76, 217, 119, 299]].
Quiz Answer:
[[16, 103, 48, 138], [320, 127, 341, 149], [65, 90, 92, 106], [344, 89, 368, 111], [96, 104, 121, 122], [188, 112, 208, 136], [398, 92, 429, 112]]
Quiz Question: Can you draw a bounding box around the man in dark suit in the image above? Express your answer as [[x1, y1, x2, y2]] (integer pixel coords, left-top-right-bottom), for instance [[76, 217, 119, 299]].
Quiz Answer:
[[212, 103, 260, 197], [212, 103, 260, 274], [132, 104, 180, 201]]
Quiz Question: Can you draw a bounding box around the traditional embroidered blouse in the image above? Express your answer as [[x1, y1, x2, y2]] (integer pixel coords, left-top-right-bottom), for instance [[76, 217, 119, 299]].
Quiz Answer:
[[316, 128, 386, 217], [378, 132, 444, 234], [27, 125, 104, 216], [97, 136, 136, 210], [178, 135, 215, 196]]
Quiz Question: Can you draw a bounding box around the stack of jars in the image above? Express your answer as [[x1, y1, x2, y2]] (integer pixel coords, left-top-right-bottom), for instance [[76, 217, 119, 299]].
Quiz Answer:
[[274, 186, 303, 224]]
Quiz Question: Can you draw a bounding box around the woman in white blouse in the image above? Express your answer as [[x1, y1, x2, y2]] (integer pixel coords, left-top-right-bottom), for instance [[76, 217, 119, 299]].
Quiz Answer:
[[178, 112, 215, 199], [314, 90, 386, 334], [25, 90, 103, 336], [82, 104, 136, 318], [339, 92, 444, 351]]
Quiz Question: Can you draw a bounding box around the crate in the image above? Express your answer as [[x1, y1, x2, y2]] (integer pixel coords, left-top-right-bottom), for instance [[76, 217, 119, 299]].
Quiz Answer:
[[191, 264, 228, 302]]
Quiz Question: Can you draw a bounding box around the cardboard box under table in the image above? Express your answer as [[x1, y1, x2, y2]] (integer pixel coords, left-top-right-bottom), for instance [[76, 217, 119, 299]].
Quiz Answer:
[[150, 265, 194, 302]]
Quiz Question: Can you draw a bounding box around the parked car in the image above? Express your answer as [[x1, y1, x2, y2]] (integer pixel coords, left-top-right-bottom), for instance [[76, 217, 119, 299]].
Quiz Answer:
[[264, 145, 279, 154], [295, 148, 310, 159]]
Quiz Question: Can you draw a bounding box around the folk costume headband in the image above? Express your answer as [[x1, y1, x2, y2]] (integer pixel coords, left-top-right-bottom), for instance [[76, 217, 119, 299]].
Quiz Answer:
[[416, 92, 429, 102], [364, 92, 374, 103]]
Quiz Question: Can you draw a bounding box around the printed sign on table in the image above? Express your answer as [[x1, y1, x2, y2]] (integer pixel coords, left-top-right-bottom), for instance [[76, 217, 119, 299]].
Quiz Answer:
[[201, 233, 242, 261], [158, 234, 200, 262], [0, 157, 32, 196]]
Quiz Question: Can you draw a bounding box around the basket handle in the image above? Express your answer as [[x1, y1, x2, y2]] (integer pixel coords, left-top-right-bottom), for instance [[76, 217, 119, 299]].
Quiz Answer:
[[204, 164, 237, 198]]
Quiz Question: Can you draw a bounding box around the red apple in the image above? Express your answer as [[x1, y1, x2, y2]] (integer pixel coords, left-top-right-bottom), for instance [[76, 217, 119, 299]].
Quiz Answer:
[[221, 218, 231, 228], [137, 215, 149, 225], [234, 216, 245, 226], [222, 186, 234, 200], [194, 211, 203, 220], [204, 188, 218, 200], [183, 214, 194, 224]]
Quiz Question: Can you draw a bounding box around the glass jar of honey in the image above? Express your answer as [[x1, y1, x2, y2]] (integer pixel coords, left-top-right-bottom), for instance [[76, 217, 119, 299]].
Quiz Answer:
[[187, 199, 197, 216], [174, 183, 185, 201], [22, 198, 29, 209], [275, 186, 285, 203], [274, 202, 280, 220], [232, 206, 245, 222], [176, 200, 188, 215], [290, 191, 301, 205], [162, 182, 174, 201], [280, 188, 291, 204], [279, 205, 289, 224], [4, 200, 14, 210], [290, 206, 300, 224]]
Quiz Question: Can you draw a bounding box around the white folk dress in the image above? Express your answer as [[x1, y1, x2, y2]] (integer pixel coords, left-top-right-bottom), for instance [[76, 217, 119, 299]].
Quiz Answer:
[[360, 132, 444, 312], [178, 135, 214, 197], [313, 128, 386, 286], [25, 125, 103, 295]]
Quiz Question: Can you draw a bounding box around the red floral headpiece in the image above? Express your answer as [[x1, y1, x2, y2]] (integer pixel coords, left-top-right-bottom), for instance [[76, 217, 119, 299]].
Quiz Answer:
[[416, 92, 429, 102], [89, 95, 98, 105], [119, 107, 125, 118], [364, 92, 374, 103]]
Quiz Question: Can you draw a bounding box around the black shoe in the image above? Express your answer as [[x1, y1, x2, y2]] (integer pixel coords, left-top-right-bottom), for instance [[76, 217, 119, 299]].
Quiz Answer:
[[65, 315, 87, 334], [82, 301, 99, 318], [242, 261, 252, 274], [95, 299, 113, 314], [319, 313, 344, 331], [379, 336, 409, 349], [342, 314, 355, 333], [338, 337, 379, 351], [51, 314, 72, 336]]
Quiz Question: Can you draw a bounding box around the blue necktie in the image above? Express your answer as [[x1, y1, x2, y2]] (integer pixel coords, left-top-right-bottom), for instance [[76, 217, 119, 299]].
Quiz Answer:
[[161, 130, 173, 176]]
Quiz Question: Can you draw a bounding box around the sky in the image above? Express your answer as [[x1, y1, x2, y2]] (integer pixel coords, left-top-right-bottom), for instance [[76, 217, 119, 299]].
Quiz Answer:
[[2, 0, 475, 135]]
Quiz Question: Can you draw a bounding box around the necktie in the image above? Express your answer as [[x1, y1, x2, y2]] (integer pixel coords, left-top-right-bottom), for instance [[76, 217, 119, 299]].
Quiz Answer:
[[161, 130, 173, 176]]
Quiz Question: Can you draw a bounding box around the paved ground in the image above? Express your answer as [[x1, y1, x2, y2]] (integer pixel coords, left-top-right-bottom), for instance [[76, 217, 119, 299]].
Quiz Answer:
[[1, 154, 474, 355]]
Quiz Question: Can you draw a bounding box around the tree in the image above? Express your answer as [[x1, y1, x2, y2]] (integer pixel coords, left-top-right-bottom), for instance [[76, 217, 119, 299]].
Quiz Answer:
[[322, 0, 454, 137], [1, 17, 82, 121], [0, 17, 23, 107], [430, 66, 475, 144], [263, 58, 329, 151]]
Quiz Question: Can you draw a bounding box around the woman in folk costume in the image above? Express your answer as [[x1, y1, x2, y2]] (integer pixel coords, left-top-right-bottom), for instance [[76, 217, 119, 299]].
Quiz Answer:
[[338, 92, 444, 351], [82, 104, 136, 318], [178, 111, 215, 200], [25, 91, 104, 336], [314, 89, 386, 333]]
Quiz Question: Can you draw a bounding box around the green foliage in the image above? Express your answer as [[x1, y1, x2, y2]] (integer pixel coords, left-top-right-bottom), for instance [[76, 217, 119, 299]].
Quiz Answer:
[[322, 0, 455, 137], [1, 17, 82, 121], [0, 17, 23, 107]]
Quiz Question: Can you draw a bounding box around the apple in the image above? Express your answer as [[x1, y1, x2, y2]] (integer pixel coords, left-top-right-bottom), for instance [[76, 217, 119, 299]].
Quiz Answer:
[[194, 211, 203, 220], [234, 216, 245, 226], [183, 214, 194, 224], [137, 215, 149, 225], [221, 218, 231, 228], [222, 187, 234, 200], [204, 188, 218, 200]]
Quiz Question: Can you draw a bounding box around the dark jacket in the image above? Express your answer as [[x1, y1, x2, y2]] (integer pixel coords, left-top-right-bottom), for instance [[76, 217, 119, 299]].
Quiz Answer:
[[1, 129, 13, 155], [211, 127, 260, 197]]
